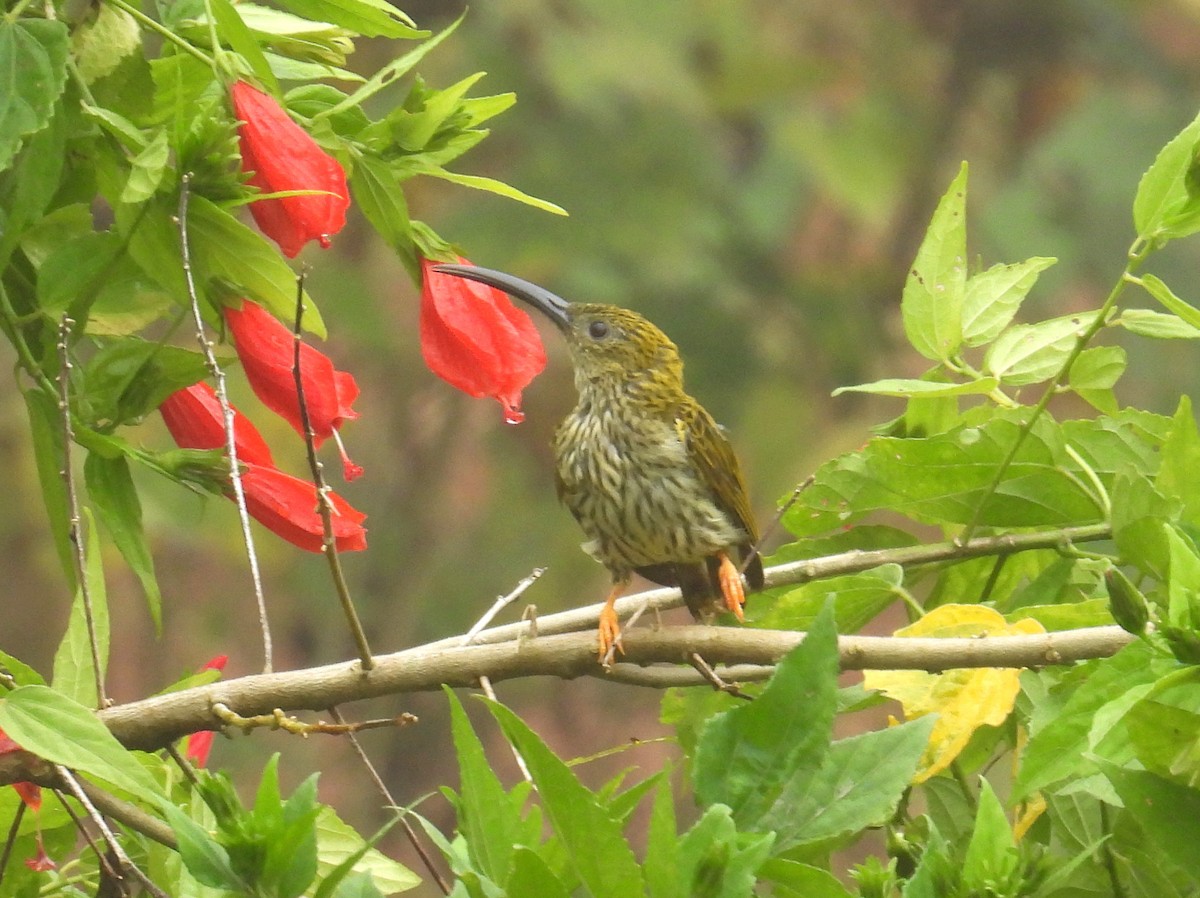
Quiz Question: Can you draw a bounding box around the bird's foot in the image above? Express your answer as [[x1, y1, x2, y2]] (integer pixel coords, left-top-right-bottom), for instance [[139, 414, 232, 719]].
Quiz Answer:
[[717, 552, 746, 621], [597, 603, 624, 663]]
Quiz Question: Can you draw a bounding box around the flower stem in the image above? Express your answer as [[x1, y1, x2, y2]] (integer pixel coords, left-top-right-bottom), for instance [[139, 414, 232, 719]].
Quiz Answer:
[[958, 238, 1153, 543]]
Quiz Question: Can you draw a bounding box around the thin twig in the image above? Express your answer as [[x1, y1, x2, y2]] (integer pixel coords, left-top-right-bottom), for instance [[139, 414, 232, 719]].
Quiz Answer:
[[55, 766, 171, 898], [53, 790, 126, 891], [689, 652, 752, 700], [327, 706, 452, 895], [479, 675, 533, 783], [57, 315, 107, 708], [463, 568, 546, 645], [291, 272, 374, 670], [177, 173, 273, 673], [0, 802, 25, 888], [744, 474, 815, 573], [76, 778, 177, 849]]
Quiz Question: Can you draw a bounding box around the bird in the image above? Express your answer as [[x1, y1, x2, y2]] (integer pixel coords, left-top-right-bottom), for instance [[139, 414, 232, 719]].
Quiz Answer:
[[435, 264, 764, 662]]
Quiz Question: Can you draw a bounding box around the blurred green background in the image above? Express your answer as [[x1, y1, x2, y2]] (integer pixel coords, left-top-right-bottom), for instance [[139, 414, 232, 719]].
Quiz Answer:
[[7, 0, 1200, 890]]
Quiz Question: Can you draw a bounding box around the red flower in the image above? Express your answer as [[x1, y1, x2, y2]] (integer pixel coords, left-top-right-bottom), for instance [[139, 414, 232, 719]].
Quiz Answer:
[[241, 463, 367, 552], [224, 300, 362, 480], [419, 256, 546, 424], [231, 80, 349, 258], [0, 727, 54, 871], [159, 383, 275, 467], [159, 385, 368, 553], [185, 655, 229, 768]]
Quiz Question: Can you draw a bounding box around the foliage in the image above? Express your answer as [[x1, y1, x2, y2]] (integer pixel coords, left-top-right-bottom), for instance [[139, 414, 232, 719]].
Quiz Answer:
[[5, 1, 1200, 897]]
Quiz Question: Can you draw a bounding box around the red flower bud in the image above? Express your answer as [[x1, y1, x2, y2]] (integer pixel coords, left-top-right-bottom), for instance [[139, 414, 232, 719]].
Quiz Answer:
[[231, 80, 349, 258], [223, 300, 362, 480], [159, 382, 275, 467], [185, 655, 229, 767], [419, 256, 546, 424], [159, 385, 367, 553], [0, 726, 51, 870]]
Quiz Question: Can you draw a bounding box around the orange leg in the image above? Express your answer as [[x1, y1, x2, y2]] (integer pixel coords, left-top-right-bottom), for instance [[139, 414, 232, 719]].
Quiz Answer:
[[597, 580, 628, 663], [716, 552, 746, 621]]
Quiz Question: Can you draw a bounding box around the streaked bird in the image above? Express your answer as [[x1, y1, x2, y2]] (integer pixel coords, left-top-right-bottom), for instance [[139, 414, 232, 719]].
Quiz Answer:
[[436, 264, 764, 660]]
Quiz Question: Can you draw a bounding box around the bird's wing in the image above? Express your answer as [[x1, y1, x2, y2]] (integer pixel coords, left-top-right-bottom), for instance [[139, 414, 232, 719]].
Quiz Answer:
[[678, 401, 760, 546]]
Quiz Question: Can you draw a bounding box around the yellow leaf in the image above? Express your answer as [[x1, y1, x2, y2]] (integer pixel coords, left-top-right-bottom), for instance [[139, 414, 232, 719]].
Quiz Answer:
[[863, 604, 1044, 782]]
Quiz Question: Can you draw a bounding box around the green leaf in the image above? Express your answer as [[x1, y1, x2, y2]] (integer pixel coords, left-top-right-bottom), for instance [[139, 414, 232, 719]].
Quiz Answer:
[[314, 809, 417, 898], [1133, 110, 1200, 241], [762, 717, 935, 851], [0, 19, 69, 172], [983, 313, 1087, 386], [445, 688, 517, 883], [121, 128, 171, 203], [418, 166, 568, 216], [961, 256, 1056, 346], [644, 778, 680, 898], [1115, 308, 1200, 340], [0, 96, 67, 251], [0, 649, 46, 687], [694, 601, 839, 827], [1157, 396, 1200, 529], [676, 805, 774, 898], [162, 802, 247, 890], [783, 414, 1102, 536], [832, 377, 998, 398], [23, 389, 74, 587], [758, 564, 902, 634], [0, 684, 159, 796], [314, 15, 463, 121], [120, 195, 326, 338], [1014, 641, 1169, 800], [901, 161, 968, 362], [351, 155, 413, 261], [81, 337, 214, 428], [208, 0, 279, 93], [505, 848, 571, 898], [960, 780, 1017, 891], [1112, 472, 1178, 580], [483, 700, 644, 898], [273, 0, 423, 38], [759, 860, 855, 898], [35, 231, 124, 318], [1104, 765, 1200, 872], [1068, 345, 1126, 391], [51, 508, 109, 707], [1165, 524, 1200, 630], [1126, 700, 1200, 787], [85, 452, 162, 631], [1139, 273, 1200, 331]]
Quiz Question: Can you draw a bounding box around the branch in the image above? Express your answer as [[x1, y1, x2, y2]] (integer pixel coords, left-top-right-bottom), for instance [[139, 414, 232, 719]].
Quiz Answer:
[[0, 522, 1119, 781]]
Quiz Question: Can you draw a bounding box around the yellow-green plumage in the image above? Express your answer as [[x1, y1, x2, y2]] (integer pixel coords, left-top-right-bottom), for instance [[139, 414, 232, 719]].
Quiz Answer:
[[433, 265, 763, 630], [551, 304, 763, 619]]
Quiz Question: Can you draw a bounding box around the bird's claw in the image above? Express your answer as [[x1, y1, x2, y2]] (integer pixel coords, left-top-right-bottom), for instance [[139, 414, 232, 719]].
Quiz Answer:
[[717, 553, 746, 621], [597, 605, 624, 663]]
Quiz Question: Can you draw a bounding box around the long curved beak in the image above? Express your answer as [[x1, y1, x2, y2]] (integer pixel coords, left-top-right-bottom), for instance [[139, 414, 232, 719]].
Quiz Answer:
[[433, 264, 571, 332]]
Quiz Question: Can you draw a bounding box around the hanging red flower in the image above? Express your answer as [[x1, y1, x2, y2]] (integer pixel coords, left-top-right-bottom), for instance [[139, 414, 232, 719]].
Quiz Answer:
[[184, 655, 229, 768], [230, 80, 349, 258], [240, 463, 368, 552], [159, 382, 275, 467], [159, 385, 368, 553], [0, 727, 54, 871], [419, 256, 546, 424], [223, 300, 362, 480]]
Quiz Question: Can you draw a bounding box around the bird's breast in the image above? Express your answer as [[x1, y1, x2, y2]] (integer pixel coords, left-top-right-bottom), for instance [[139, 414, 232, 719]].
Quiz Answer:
[[554, 399, 743, 574]]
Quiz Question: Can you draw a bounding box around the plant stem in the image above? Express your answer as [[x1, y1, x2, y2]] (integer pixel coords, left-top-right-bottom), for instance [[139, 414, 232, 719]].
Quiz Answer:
[[958, 240, 1152, 543]]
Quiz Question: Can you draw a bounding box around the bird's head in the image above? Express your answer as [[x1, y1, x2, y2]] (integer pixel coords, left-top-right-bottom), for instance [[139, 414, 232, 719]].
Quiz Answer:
[[433, 265, 684, 389]]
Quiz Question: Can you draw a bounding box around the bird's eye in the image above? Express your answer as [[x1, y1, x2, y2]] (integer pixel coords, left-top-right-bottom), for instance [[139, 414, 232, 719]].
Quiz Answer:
[[587, 320, 611, 340]]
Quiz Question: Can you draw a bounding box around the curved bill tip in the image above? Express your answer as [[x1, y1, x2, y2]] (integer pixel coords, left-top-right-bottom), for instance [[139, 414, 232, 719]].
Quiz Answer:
[[433, 264, 571, 331]]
